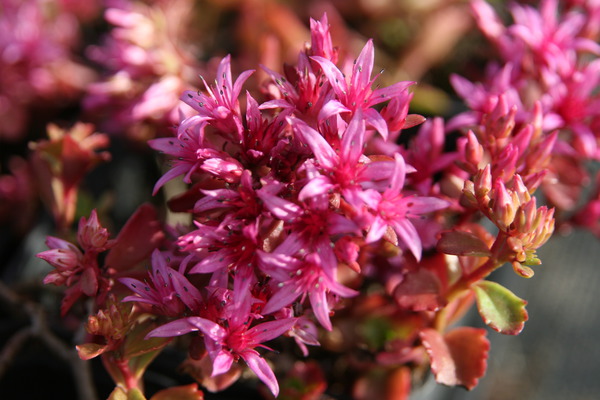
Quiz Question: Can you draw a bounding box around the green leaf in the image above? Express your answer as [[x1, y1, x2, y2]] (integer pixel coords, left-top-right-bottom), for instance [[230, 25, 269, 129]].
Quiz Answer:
[[437, 230, 491, 257], [472, 280, 528, 335]]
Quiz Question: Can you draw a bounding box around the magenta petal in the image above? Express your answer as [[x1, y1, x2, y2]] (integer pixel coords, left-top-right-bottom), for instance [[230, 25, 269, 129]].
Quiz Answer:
[[311, 56, 347, 98], [257, 251, 298, 280], [169, 272, 202, 311], [392, 219, 422, 261], [247, 317, 297, 344], [212, 350, 235, 376], [360, 160, 394, 181], [118, 277, 152, 298], [299, 175, 335, 201], [233, 70, 255, 100], [365, 216, 388, 244], [318, 99, 350, 122], [341, 110, 366, 164], [289, 117, 337, 169], [370, 81, 414, 107], [189, 249, 229, 274], [257, 189, 302, 221], [309, 288, 332, 331], [240, 349, 280, 397], [352, 39, 374, 90], [146, 318, 200, 338], [387, 154, 407, 194], [408, 197, 450, 214], [364, 108, 388, 141], [326, 276, 359, 298], [262, 284, 302, 315], [259, 99, 293, 110], [152, 164, 191, 195], [189, 317, 227, 341]]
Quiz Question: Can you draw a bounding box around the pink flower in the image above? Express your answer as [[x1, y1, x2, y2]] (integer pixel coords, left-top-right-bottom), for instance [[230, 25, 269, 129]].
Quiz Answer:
[[258, 251, 357, 331], [78, 209, 113, 252], [37, 209, 113, 315], [181, 55, 254, 140], [119, 249, 202, 317], [289, 111, 395, 202], [148, 120, 243, 194], [359, 154, 450, 261], [311, 39, 414, 139], [148, 288, 297, 397]]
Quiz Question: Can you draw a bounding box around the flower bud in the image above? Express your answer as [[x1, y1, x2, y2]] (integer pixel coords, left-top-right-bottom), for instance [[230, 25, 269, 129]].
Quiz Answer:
[[78, 210, 111, 252], [465, 130, 484, 168], [492, 180, 516, 231], [474, 165, 492, 201]]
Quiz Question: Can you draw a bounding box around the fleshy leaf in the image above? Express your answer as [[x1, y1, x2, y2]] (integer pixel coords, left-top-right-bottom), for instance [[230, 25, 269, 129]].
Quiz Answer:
[[76, 343, 108, 360], [472, 280, 528, 335], [392, 268, 447, 311], [437, 230, 491, 257], [150, 384, 204, 400], [420, 327, 490, 390]]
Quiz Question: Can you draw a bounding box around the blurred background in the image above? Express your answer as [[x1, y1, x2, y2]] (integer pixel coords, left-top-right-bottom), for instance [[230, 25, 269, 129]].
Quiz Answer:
[[1, 0, 599, 399]]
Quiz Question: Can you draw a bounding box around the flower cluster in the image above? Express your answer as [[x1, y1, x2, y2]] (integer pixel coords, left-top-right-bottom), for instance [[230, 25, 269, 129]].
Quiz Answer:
[[136, 14, 454, 396], [454, 0, 600, 231]]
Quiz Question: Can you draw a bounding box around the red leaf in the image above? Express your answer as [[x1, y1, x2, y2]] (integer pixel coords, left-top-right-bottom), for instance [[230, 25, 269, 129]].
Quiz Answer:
[[393, 268, 446, 311], [105, 204, 165, 272], [420, 327, 490, 390]]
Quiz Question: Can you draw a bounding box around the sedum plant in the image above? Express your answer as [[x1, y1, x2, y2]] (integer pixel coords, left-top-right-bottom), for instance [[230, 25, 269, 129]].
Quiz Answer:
[[17, 0, 598, 399]]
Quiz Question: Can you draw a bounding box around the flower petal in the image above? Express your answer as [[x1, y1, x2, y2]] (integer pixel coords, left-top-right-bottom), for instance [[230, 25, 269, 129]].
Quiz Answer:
[[240, 349, 280, 397], [212, 350, 235, 376], [146, 318, 200, 338], [392, 219, 422, 261], [309, 287, 332, 331]]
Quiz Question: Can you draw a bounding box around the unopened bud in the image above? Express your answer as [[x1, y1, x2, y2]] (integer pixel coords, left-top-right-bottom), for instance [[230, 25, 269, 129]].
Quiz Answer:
[[465, 130, 484, 168], [78, 210, 111, 252], [474, 165, 492, 200], [492, 180, 516, 231]]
